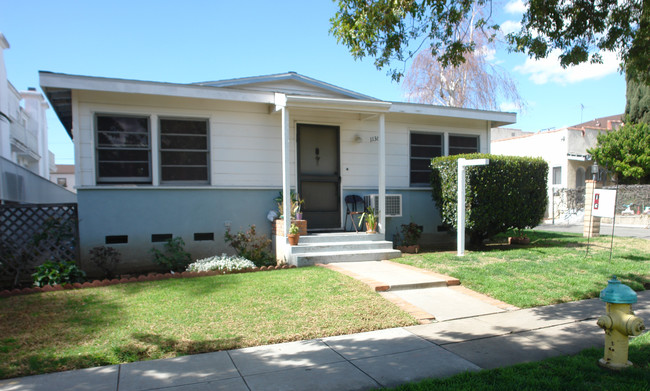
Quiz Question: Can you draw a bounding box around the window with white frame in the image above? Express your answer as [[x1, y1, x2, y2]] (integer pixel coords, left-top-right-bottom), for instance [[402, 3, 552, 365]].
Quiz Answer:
[[553, 166, 562, 185], [159, 118, 209, 183], [410, 132, 443, 186], [96, 115, 151, 184], [449, 135, 479, 155]]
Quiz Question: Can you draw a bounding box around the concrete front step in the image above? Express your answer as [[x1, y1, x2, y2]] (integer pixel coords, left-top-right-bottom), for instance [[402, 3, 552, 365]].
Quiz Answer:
[[294, 249, 402, 267], [289, 240, 394, 254], [300, 232, 384, 244]]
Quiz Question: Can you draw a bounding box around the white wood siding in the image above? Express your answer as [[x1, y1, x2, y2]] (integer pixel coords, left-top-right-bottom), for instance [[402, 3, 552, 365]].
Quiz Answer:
[[74, 91, 491, 189]]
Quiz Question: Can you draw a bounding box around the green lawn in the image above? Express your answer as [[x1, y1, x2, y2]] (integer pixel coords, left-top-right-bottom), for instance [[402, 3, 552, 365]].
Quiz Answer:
[[0, 267, 417, 379], [384, 332, 650, 391], [398, 230, 650, 308]]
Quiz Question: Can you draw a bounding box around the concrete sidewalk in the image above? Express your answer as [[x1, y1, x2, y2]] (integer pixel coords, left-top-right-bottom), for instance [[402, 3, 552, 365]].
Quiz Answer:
[[1, 263, 648, 391]]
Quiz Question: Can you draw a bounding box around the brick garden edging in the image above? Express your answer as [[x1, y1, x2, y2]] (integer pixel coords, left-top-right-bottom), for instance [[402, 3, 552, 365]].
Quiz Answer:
[[0, 264, 297, 298]]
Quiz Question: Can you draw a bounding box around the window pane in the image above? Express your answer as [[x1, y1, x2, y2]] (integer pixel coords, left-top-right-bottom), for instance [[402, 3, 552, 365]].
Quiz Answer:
[[98, 149, 150, 162], [161, 151, 208, 165], [411, 133, 442, 146], [449, 135, 478, 149], [160, 119, 207, 135], [160, 135, 207, 150], [97, 132, 149, 148], [97, 116, 148, 134], [411, 145, 442, 158], [410, 171, 431, 185], [98, 162, 150, 178], [161, 166, 208, 181], [410, 158, 432, 171]]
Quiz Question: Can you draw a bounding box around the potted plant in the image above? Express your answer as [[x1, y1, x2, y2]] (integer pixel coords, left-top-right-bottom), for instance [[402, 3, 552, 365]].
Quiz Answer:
[[359, 206, 378, 233], [396, 222, 423, 253], [288, 223, 301, 245], [508, 228, 530, 245]]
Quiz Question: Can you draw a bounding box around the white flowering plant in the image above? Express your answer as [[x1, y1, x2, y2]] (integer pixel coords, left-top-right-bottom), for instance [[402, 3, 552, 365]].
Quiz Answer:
[[186, 254, 256, 273]]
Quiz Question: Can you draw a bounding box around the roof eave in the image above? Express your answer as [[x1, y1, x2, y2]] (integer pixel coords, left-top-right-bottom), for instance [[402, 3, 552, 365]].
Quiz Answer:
[[389, 102, 517, 127]]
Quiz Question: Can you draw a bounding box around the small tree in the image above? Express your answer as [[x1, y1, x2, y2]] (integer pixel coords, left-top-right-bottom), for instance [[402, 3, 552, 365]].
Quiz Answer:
[[431, 154, 548, 245], [588, 121, 650, 184]]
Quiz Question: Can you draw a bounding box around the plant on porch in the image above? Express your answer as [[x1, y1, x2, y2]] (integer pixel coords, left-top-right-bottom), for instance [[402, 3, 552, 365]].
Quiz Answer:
[[359, 206, 378, 233]]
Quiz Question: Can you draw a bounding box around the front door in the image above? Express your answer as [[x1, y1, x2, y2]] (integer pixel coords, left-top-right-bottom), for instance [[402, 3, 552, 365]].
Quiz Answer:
[[297, 124, 341, 229]]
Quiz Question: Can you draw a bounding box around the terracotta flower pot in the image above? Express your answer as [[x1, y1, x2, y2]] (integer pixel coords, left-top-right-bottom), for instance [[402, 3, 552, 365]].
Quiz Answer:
[[366, 222, 377, 233], [288, 233, 300, 245]]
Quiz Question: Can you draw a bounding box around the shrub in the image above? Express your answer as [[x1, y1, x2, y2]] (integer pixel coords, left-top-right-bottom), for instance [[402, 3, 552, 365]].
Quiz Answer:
[[399, 222, 423, 246], [186, 254, 256, 272], [431, 153, 548, 245], [89, 246, 121, 279], [224, 225, 274, 267], [32, 260, 86, 287], [151, 237, 192, 272]]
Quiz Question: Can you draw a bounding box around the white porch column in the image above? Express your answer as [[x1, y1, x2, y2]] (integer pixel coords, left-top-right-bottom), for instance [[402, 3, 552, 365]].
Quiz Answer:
[[281, 106, 291, 236], [378, 113, 386, 236]]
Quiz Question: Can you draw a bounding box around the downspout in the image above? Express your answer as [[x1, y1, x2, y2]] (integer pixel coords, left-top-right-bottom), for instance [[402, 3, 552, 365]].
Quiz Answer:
[[378, 113, 386, 236]]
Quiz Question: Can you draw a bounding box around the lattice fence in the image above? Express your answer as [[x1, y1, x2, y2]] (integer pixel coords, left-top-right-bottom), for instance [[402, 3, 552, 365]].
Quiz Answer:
[[0, 203, 79, 288]]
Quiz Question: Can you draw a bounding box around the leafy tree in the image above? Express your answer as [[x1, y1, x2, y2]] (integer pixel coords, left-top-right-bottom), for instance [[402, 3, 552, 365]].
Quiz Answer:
[[402, 2, 523, 110], [330, 0, 649, 83], [625, 74, 650, 123], [588, 122, 650, 184]]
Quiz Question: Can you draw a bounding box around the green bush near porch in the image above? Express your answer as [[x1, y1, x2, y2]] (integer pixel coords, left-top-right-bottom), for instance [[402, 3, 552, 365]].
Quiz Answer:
[[430, 154, 548, 245]]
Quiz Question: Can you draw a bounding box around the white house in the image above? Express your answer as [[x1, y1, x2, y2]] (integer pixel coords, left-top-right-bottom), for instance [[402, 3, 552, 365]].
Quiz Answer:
[[40, 71, 515, 272], [491, 115, 621, 219]]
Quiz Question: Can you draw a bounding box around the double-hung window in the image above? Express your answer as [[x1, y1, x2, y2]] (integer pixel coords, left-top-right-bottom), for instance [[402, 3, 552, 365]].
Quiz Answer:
[[410, 132, 443, 186], [159, 118, 209, 183], [96, 115, 151, 184]]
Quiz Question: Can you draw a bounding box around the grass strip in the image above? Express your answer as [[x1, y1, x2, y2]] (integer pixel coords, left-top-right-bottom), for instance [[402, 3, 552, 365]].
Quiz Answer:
[[383, 332, 650, 390]]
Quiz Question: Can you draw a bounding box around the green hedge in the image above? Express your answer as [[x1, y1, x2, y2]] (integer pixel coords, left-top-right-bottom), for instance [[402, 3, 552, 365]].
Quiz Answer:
[[431, 153, 548, 245]]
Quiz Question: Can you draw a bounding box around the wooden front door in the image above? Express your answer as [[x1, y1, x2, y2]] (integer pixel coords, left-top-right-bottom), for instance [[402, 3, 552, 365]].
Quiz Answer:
[[297, 124, 341, 229]]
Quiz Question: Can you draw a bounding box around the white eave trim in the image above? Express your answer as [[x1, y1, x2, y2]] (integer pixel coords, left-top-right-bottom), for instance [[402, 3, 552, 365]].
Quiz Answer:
[[275, 94, 392, 113], [39, 72, 275, 104], [389, 102, 516, 127]]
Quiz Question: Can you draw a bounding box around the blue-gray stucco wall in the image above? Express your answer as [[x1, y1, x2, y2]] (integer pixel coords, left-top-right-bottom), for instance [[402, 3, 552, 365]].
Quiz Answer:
[[77, 188, 279, 274], [77, 187, 448, 275]]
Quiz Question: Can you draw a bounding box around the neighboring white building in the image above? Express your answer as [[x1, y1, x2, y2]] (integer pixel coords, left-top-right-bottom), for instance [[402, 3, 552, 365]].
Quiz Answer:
[[1, 32, 74, 204], [41, 71, 516, 271], [0, 33, 53, 178], [50, 164, 75, 192], [491, 115, 622, 218]]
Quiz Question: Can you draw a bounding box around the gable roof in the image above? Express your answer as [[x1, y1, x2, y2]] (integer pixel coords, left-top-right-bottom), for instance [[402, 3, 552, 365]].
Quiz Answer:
[[194, 72, 377, 101], [40, 71, 516, 138]]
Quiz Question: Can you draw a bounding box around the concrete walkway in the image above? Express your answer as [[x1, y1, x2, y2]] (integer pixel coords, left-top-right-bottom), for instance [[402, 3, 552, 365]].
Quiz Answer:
[[1, 263, 648, 391]]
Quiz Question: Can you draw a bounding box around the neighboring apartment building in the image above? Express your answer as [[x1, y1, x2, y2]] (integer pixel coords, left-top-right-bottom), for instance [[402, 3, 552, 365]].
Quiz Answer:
[[0, 32, 74, 204], [491, 115, 622, 218]]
